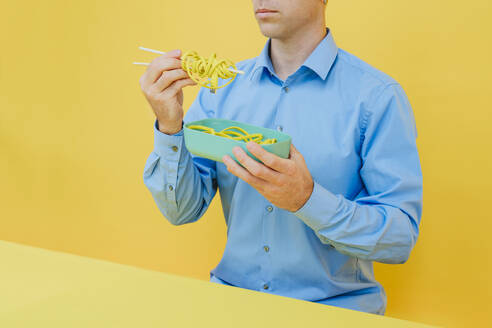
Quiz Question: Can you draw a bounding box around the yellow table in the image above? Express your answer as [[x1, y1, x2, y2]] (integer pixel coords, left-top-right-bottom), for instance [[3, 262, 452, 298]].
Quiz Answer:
[[0, 240, 435, 327]]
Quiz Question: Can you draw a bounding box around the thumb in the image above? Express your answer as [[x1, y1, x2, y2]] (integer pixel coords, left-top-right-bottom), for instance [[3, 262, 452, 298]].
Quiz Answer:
[[289, 143, 298, 159]]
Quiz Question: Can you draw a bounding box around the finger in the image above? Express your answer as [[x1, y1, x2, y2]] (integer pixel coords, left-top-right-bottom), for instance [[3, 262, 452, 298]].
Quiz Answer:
[[245, 141, 293, 174], [152, 68, 195, 93], [290, 143, 304, 161], [232, 145, 282, 184], [289, 143, 296, 159], [222, 154, 267, 189], [290, 143, 310, 174], [165, 49, 182, 59], [149, 57, 183, 84], [139, 49, 182, 90], [141, 56, 183, 90], [163, 77, 197, 97]]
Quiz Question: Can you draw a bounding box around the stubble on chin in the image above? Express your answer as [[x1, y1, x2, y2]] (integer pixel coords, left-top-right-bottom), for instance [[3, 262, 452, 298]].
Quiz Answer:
[[256, 21, 288, 39]]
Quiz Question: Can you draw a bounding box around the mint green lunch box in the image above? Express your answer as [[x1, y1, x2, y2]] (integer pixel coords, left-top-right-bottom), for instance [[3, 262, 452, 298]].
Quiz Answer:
[[183, 118, 292, 164]]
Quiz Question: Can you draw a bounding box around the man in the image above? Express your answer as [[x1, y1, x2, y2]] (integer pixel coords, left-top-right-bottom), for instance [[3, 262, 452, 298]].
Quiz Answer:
[[140, 0, 422, 315]]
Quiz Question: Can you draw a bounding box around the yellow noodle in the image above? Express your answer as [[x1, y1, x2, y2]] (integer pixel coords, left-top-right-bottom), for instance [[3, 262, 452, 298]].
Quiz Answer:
[[187, 124, 277, 145], [181, 50, 237, 93]]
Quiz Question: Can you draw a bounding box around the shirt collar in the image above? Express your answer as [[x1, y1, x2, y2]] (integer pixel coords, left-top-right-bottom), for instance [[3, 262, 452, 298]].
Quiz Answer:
[[249, 27, 338, 82]]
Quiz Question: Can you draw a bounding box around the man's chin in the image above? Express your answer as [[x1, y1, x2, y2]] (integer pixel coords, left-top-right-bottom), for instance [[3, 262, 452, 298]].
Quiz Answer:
[[257, 23, 285, 39]]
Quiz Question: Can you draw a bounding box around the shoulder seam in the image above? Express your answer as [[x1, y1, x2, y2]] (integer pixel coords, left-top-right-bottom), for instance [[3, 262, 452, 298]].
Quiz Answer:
[[337, 50, 394, 85], [360, 82, 399, 143]]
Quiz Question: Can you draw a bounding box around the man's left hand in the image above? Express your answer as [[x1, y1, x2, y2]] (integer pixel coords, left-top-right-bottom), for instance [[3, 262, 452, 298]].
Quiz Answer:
[[222, 141, 314, 212]]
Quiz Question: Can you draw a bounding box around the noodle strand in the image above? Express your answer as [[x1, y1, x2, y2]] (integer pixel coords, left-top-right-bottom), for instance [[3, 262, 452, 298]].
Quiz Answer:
[[181, 50, 238, 93], [187, 124, 277, 145]]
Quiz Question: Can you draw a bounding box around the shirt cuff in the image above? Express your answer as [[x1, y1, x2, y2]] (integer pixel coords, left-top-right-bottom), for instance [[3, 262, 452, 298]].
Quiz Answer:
[[153, 119, 185, 160], [291, 179, 341, 232]]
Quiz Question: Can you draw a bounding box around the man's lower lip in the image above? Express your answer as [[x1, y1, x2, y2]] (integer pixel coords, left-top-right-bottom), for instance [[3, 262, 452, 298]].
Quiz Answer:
[[256, 12, 277, 18]]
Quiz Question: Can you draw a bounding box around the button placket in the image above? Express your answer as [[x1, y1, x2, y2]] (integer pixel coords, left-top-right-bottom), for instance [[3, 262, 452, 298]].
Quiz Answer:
[[164, 136, 183, 204], [273, 79, 290, 136], [165, 145, 179, 203], [260, 200, 273, 293]]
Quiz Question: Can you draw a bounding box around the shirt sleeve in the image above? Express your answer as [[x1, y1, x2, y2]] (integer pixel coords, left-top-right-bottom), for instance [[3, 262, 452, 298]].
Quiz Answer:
[[292, 83, 422, 264], [143, 87, 218, 225]]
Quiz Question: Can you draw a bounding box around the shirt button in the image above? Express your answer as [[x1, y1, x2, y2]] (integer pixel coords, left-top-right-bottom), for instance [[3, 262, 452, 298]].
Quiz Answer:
[[266, 205, 273, 212], [263, 245, 270, 252], [171, 145, 178, 152], [168, 185, 174, 191], [276, 125, 283, 132], [263, 284, 269, 290], [283, 86, 289, 93]]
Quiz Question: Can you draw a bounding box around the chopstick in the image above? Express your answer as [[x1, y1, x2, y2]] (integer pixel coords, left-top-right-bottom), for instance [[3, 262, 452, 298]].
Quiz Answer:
[[133, 46, 244, 74]]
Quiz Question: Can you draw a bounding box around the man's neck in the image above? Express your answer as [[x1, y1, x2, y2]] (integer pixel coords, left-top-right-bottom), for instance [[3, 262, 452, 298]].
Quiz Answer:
[[270, 25, 327, 81]]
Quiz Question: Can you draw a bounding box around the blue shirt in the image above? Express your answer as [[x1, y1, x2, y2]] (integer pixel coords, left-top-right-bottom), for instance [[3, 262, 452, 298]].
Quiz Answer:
[[143, 27, 422, 315]]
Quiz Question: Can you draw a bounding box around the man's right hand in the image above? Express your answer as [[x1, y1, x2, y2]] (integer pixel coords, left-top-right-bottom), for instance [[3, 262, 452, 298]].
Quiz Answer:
[[139, 49, 197, 135]]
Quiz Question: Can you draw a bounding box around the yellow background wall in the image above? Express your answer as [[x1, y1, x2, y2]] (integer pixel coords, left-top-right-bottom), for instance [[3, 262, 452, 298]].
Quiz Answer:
[[1, 1, 490, 327]]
